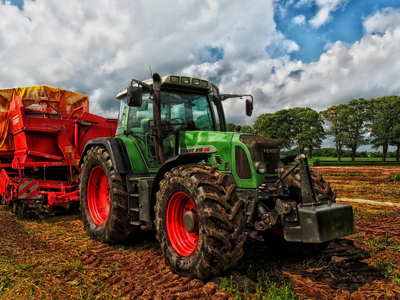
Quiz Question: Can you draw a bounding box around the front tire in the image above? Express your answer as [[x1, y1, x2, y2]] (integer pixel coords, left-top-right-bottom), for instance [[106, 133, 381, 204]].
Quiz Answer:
[[155, 164, 246, 280], [80, 146, 140, 243]]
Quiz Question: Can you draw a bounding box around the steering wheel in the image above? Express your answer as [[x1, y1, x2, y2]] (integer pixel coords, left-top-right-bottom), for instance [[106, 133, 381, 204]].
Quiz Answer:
[[170, 118, 185, 125], [161, 120, 175, 134]]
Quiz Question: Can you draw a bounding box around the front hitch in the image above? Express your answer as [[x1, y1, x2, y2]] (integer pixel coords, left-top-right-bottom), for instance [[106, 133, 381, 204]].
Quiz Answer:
[[256, 154, 356, 243], [255, 154, 309, 231], [283, 155, 356, 242]]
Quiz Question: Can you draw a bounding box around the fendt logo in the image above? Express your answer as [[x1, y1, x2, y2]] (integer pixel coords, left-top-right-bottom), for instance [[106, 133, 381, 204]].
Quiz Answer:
[[263, 148, 279, 154]]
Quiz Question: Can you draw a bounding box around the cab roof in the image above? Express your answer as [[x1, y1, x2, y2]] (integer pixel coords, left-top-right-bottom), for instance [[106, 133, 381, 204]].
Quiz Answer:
[[116, 75, 212, 99]]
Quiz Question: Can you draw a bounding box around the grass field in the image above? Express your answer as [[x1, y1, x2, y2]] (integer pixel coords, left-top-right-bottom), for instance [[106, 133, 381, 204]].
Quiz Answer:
[[315, 157, 398, 162], [312, 157, 400, 166]]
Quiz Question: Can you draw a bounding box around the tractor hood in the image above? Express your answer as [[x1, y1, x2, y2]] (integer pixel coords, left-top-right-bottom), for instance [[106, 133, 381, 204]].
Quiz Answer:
[[178, 131, 281, 188], [178, 131, 234, 157]]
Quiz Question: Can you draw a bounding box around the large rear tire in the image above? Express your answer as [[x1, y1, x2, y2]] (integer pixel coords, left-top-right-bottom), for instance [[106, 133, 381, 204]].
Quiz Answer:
[[80, 146, 140, 243], [155, 164, 246, 280]]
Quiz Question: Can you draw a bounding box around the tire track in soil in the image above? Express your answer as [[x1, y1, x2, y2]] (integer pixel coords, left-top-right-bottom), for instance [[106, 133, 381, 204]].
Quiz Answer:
[[0, 211, 215, 299], [78, 237, 208, 299], [0, 211, 93, 299], [238, 235, 383, 289], [2, 210, 396, 300], [237, 234, 398, 299], [0, 208, 228, 299]]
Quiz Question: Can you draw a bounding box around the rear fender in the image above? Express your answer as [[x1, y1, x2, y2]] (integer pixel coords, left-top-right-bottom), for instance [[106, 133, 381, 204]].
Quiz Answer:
[[79, 137, 132, 174]]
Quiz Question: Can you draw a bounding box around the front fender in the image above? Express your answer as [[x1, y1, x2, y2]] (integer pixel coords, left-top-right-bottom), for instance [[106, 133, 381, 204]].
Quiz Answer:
[[79, 137, 132, 174]]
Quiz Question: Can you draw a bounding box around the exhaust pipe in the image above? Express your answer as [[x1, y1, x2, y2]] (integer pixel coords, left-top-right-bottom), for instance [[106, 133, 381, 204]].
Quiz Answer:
[[152, 73, 164, 164]]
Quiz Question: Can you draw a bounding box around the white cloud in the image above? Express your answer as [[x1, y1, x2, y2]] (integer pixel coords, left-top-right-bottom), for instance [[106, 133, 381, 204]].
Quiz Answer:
[[0, 1, 399, 131], [183, 8, 400, 126], [220, 8, 400, 125], [363, 7, 400, 35], [308, 0, 348, 28], [292, 14, 306, 26], [0, 0, 287, 117], [276, 0, 347, 28]]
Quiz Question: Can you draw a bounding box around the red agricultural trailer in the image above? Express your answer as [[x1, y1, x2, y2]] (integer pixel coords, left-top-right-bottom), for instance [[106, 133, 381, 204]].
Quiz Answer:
[[0, 86, 117, 214]]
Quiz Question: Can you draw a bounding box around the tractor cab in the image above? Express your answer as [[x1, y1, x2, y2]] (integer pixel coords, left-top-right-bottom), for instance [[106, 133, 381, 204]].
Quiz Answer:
[[115, 75, 249, 170]]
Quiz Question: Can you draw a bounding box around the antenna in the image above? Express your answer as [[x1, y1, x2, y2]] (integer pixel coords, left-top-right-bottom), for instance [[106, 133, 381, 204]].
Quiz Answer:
[[149, 65, 153, 77]]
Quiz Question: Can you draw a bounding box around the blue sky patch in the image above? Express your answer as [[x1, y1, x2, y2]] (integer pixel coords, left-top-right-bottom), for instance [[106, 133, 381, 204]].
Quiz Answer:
[[274, 0, 400, 63], [204, 46, 224, 62], [1, 0, 24, 10]]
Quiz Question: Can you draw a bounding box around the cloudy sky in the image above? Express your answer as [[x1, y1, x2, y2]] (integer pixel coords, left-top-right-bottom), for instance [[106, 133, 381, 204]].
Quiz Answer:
[[1, 0, 400, 131]]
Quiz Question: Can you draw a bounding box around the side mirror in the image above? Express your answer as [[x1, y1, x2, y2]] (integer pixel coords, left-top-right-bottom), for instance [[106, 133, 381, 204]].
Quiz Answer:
[[245, 99, 253, 116], [127, 86, 142, 107]]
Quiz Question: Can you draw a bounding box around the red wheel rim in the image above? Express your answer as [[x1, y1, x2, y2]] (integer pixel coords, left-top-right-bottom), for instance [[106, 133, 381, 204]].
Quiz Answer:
[[87, 166, 110, 226], [166, 192, 199, 256]]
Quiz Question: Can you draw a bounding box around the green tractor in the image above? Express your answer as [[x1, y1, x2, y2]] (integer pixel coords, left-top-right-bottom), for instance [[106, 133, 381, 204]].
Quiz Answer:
[[79, 73, 355, 279]]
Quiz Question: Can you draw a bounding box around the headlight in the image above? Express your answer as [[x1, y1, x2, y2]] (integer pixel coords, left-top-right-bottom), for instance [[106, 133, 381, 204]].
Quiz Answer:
[[254, 162, 267, 174]]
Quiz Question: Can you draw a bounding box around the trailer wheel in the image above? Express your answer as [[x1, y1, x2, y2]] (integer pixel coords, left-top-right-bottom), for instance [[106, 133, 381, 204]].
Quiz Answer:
[[80, 146, 140, 243], [11, 201, 28, 216], [155, 164, 246, 280]]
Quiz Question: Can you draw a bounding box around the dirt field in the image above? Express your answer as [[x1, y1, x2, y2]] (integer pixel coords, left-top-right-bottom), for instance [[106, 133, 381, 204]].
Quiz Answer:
[[0, 165, 400, 299]]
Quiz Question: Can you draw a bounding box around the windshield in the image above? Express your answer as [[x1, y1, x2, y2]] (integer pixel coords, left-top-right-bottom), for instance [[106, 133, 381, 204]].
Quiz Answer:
[[127, 91, 215, 135]]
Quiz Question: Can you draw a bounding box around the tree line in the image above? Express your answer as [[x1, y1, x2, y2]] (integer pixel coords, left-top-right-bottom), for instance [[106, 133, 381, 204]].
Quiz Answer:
[[228, 95, 400, 162]]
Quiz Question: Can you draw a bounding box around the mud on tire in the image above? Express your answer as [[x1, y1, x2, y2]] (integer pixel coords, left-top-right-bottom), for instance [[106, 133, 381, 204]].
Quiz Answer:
[[80, 146, 140, 243], [155, 164, 246, 280], [283, 166, 336, 202]]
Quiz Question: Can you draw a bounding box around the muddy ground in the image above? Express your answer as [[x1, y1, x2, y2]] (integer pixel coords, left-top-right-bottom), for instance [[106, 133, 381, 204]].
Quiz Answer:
[[0, 165, 400, 299]]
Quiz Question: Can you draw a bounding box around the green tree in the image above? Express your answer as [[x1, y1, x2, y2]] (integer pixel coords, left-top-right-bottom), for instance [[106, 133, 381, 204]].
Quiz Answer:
[[290, 107, 325, 158], [370, 96, 400, 162], [254, 108, 325, 157], [342, 99, 370, 162], [240, 125, 254, 134], [391, 123, 400, 162], [321, 104, 348, 162], [226, 123, 237, 132], [226, 123, 254, 134], [253, 110, 294, 150]]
